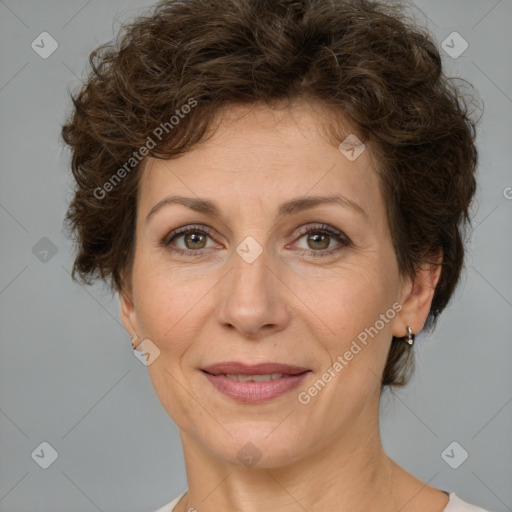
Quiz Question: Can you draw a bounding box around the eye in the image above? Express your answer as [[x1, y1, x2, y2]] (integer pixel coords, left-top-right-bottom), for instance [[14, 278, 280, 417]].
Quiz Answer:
[[161, 225, 219, 256], [161, 223, 350, 258], [291, 224, 350, 258]]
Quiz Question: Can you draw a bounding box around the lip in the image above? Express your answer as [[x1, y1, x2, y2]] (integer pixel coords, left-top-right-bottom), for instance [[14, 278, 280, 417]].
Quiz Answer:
[[200, 361, 311, 404], [201, 361, 310, 376]]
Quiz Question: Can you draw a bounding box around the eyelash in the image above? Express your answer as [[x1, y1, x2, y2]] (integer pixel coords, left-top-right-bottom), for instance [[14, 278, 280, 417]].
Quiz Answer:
[[161, 223, 350, 258]]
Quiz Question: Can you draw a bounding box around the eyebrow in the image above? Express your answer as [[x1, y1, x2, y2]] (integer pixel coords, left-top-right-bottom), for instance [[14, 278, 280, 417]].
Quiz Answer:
[[145, 194, 368, 223]]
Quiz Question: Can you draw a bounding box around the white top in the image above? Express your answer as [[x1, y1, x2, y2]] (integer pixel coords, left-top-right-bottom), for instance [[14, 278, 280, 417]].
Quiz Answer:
[[152, 490, 493, 512]]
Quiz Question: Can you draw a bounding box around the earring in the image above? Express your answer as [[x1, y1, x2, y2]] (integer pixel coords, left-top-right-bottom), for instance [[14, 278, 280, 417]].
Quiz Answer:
[[404, 326, 415, 346], [131, 336, 139, 350]]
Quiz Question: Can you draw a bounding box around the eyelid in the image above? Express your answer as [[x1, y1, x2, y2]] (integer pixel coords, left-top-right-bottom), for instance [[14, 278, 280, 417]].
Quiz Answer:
[[287, 223, 351, 256], [162, 224, 217, 246], [294, 223, 349, 242], [161, 222, 350, 256]]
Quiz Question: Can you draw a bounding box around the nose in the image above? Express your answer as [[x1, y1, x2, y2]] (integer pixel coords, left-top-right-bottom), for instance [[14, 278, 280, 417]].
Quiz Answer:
[[215, 244, 290, 339]]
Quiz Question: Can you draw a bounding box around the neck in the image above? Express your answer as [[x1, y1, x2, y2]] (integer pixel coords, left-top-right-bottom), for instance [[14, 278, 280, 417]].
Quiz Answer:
[[174, 396, 398, 512]]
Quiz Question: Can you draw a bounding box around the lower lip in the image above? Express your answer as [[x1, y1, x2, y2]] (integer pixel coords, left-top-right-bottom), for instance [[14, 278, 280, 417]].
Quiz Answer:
[[202, 371, 310, 403]]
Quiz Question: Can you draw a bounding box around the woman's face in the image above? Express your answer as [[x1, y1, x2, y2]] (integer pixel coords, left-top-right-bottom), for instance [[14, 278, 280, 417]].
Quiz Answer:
[[121, 102, 430, 468]]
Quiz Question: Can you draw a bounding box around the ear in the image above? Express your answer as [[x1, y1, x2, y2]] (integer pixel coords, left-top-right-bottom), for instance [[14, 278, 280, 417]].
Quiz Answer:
[[392, 249, 443, 338], [119, 279, 140, 342]]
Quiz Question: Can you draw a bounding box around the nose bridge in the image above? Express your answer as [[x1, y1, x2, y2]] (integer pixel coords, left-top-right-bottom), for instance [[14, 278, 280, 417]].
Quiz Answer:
[[230, 239, 274, 310], [217, 236, 286, 336]]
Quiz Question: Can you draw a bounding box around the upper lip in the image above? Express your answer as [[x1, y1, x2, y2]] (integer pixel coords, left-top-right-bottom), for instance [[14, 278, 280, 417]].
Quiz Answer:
[[201, 362, 310, 376]]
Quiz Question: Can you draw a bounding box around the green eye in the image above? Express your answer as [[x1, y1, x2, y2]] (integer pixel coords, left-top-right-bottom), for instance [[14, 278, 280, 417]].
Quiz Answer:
[[293, 225, 350, 258], [162, 223, 350, 258]]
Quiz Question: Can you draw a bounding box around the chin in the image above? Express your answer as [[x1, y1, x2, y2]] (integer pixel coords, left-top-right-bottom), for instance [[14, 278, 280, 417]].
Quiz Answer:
[[197, 424, 310, 469]]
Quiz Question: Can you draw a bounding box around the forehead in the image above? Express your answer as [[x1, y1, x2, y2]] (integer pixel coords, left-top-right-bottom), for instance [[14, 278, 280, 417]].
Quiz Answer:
[[137, 102, 383, 224]]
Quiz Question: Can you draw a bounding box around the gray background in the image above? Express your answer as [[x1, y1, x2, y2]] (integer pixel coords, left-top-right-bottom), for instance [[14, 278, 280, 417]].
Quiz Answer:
[[0, 0, 511, 511]]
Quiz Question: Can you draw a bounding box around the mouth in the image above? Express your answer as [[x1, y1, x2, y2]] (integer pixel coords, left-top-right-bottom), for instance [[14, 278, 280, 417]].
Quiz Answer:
[[200, 362, 311, 403], [201, 361, 310, 376], [204, 372, 289, 382]]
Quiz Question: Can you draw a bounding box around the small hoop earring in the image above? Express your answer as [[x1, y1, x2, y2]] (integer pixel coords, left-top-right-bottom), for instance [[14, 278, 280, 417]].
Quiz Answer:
[[404, 326, 415, 346]]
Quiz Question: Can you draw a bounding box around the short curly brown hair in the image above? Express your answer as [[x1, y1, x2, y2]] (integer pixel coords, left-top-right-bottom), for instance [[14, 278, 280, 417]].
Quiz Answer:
[[60, 0, 480, 387]]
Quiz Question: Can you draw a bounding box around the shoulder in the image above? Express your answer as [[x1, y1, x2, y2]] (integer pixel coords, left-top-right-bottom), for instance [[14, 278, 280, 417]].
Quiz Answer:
[[150, 490, 493, 512], [390, 462, 492, 512], [444, 493, 494, 512], [152, 490, 187, 512]]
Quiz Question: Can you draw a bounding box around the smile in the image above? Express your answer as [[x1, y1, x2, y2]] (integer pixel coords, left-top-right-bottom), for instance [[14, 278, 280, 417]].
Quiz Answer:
[[201, 369, 311, 403]]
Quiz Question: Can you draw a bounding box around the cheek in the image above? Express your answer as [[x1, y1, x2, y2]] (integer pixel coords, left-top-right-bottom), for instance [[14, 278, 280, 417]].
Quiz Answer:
[[130, 261, 209, 423], [293, 262, 398, 390], [295, 261, 392, 335], [131, 257, 216, 354]]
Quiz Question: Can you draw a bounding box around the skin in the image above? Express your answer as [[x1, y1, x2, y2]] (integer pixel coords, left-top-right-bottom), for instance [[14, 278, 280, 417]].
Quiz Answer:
[[120, 101, 447, 512]]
